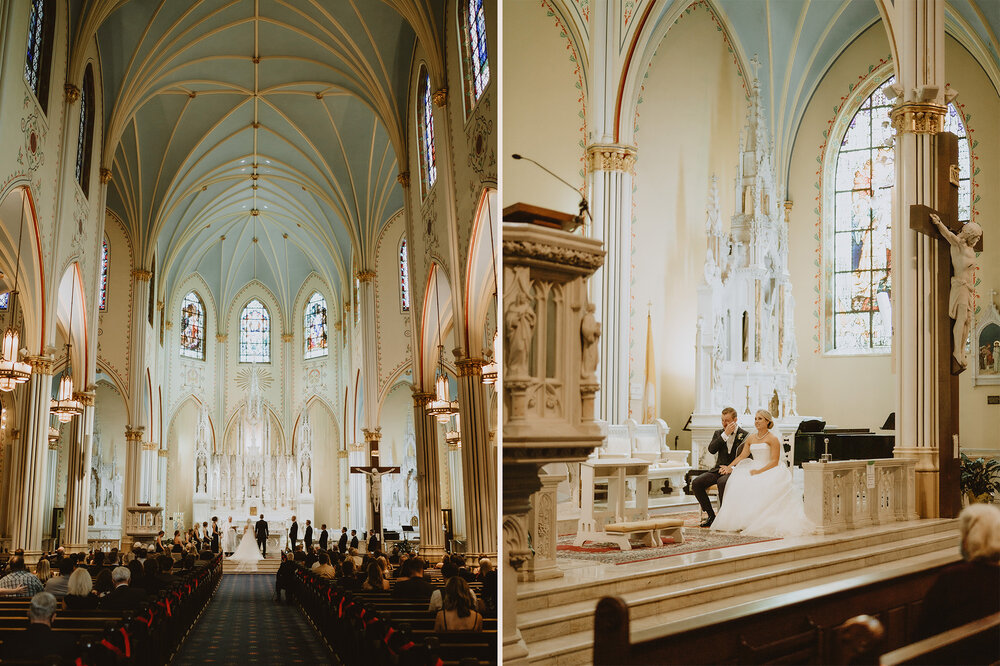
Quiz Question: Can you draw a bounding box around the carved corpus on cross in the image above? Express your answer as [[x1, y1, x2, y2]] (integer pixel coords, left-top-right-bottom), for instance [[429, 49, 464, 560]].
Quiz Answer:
[[350, 432, 399, 543]]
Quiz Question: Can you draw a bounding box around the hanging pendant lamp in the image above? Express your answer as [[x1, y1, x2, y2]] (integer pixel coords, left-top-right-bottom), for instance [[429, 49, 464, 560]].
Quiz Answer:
[[0, 192, 33, 391], [424, 275, 458, 422], [50, 277, 82, 422]]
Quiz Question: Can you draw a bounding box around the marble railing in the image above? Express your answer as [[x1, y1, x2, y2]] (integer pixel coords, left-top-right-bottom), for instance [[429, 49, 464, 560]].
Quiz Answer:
[[87, 538, 121, 552], [803, 458, 918, 534], [124, 505, 164, 541]]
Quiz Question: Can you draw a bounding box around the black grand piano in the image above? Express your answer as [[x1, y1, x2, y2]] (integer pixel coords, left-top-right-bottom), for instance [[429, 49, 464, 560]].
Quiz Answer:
[[792, 418, 895, 466]]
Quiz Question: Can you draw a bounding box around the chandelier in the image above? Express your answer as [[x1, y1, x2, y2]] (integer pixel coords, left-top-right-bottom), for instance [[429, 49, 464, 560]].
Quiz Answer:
[[0, 192, 32, 391], [50, 280, 82, 422], [444, 413, 461, 448], [426, 345, 459, 423]]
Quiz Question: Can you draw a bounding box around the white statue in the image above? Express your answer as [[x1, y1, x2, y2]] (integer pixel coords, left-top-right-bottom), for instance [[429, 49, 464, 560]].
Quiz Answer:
[[505, 290, 536, 378], [930, 213, 983, 369], [358, 468, 386, 513], [580, 303, 601, 380]]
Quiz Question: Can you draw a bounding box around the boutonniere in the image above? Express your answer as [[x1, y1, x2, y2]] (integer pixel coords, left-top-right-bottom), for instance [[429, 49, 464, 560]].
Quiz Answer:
[[736, 432, 745, 440]]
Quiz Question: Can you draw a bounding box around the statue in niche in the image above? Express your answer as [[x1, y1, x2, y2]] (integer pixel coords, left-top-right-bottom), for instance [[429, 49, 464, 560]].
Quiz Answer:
[[769, 390, 780, 419], [930, 213, 983, 369], [405, 469, 415, 508], [580, 303, 601, 380], [196, 456, 207, 494], [504, 291, 536, 378]]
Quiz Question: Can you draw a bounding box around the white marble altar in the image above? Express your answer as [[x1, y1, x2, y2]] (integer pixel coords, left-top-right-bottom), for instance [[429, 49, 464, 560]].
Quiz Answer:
[[87, 423, 123, 541]]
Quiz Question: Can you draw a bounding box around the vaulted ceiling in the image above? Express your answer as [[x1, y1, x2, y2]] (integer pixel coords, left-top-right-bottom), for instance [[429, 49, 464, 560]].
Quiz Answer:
[[94, 0, 444, 318]]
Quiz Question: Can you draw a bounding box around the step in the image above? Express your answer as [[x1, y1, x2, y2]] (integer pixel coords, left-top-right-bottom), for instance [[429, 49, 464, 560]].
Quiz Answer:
[[517, 528, 959, 645], [222, 558, 282, 574], [518, 519, 955, 614]]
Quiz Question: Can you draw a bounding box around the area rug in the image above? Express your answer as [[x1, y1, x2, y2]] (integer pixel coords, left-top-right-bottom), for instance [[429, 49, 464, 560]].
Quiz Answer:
[[556, 529, 781, 565]]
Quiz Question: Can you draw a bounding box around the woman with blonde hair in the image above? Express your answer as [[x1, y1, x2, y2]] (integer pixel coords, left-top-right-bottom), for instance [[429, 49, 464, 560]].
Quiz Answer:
[[711, 409, 814, 537], [362, 562, 389, 591], [918, 503, 1000, 637], [433, 577, 483, 632], [64, 568, 99, 610], [33, 559, 51, 584]]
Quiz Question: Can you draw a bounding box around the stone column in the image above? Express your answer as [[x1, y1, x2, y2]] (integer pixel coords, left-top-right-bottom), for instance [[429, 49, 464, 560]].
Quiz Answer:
[[587, 144, 636, 424], [412, 391, 446, 560], [520, 470, 565, 581], [63, 389, 96, 552], [123, 426, 144, 524], [886, 1, 957, 517], [10, 355, 54, 558], [455, 357, 497, 561], [357, 270, 379, 430]]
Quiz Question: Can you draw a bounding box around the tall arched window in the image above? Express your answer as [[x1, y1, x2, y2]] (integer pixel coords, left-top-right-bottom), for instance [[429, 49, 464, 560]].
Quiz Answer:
[[99, 238, 109, 311], [399, 238, 411, 312], [418, 69, 437, 197], [75, 65, 95, 196], [180, 291, 206, 360], [24, 0, 54, 114], [0, 293, 9, 310], [830, 76, 970, 352], [463, 0, 490, 106], [240, 299, 270, 363], [304, 292, 328, 359]]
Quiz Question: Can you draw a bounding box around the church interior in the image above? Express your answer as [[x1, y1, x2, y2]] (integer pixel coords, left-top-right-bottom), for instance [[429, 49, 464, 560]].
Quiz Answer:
[[0, 0, 498, 663], [503, 0, 999, 664]]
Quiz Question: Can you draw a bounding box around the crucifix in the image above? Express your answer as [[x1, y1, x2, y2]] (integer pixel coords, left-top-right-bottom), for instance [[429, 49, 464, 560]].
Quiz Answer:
[[908, 131, 984, 517], [350, 430, 399, 545]]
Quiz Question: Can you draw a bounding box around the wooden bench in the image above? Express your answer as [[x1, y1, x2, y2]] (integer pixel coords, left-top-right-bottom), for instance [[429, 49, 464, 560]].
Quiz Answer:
[[880, 612, 1000, 665], [599, 519, 685, 550]]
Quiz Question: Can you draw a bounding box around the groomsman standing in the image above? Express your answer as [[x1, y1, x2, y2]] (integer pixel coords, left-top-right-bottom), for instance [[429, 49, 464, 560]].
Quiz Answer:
[[338, 527, 348, 553], [304, 520, 313, 552], [289, 516, 299, 551], [319, 525, 329, 551]]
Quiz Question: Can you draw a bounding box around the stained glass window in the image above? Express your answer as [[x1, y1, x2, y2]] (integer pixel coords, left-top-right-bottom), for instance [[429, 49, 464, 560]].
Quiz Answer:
[[419, 71, 437, 197], [832, 76, 970, 352], [466, 0, 490, 101], [399, 239, 411, 312], [24, 0, 53, 114], [179, 292, 205, 359], [304, 292, 328, 359], [943, 105, 971, 223], [75, 66, 95, 195], [240, 299, 270, 363], [0, 293, 8, 310], [99, 238, 109, 311]]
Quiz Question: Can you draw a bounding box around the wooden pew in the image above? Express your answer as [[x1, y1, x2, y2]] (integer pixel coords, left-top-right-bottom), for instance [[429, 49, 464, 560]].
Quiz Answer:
[[880, 612, 1000, 666], [592, 559, 957, 665]]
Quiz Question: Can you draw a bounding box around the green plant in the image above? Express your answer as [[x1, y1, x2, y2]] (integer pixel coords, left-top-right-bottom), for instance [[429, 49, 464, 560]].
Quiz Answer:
[[959, 452, 1000, 500]]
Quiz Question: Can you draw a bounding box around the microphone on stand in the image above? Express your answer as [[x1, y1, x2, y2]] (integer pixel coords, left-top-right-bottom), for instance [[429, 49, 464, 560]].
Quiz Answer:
[[511, 153, 591, 231]]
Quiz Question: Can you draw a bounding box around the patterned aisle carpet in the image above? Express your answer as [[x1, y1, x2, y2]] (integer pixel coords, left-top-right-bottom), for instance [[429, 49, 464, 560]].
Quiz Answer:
[[172, 575, 335, 664], [557, 511, 781, 565]]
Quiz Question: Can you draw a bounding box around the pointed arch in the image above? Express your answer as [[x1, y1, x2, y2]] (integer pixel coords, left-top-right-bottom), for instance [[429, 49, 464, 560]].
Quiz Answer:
[[304, 291, 329, 359], [180, 291, 206, 360], [75, 64, 96, 195], [239, 298, 271, 363], [417, 66, 437, 198]]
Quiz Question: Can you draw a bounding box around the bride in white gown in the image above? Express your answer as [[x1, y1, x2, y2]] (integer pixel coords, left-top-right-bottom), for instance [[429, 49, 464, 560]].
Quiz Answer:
[[229, 519, 263, 572], [711, 409, 814, 538]]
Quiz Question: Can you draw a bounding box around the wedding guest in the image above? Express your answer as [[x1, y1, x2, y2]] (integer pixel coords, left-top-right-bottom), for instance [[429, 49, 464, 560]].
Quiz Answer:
[[142, 559, 164, 596], [127, 559, 145, 592], [89, 550, 106, 575], [367, 530, 380, 555], [338, 527, 349, 553], [43, 558, 74, 597], [319, 524, 329, 551], [100, 567, 147, 610], [339, 560, 361, 591], [93, 568, 114, 596], [0, 592, 75, 662], [64, 568, 100, 610], [392, 557, 434, 600], [433, 577, 483, 632], [313, 551, 336, 579], [918, 503, 1000, 638], [0, 556, 43, 597], [33, 559, 51, 585], [475, 558, 493, 582], [349, 529, 359, 550], [172, 530, 183, 553], [155, 530, 166, 553], [362, 562, 389, 591], [429, 562, 476, 613]]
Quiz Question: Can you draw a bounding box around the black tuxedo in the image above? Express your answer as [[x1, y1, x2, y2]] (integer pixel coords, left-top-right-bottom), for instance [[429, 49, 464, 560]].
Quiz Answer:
[[289, 521, 299, 550], [255, 519, 269, 556], [319, 529, 329, 551], [304, 525, 313, 551], [338, 532, 348, 553], [350, 536, 359, 550], [211, 522, 220, 553], [692, 426, 749, 518]]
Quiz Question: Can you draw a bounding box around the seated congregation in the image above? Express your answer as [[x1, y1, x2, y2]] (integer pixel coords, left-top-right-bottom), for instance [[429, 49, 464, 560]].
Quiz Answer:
[[277, 545, 498, 665], [0, 544, 222, 663]]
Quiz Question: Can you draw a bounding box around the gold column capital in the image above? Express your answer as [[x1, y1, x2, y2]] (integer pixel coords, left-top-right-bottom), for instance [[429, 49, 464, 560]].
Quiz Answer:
[[99, 168, 112, 184], [281, 333, 294, 343], [432, 88, 448, 107], [412, 391, 435, 406], [25, 355, 53, 374], [164, 320, 173, 330], [356, 270, 376, 282], [397, 172, 410, 188], [141, 441, 158, 451], [131, 268, 152, 281], [215, 333, 228, 343], [889, 102, 946, 135], [456, 357, 486, 376], [64, 84, 80, 104], [72, 390, 96, 406], [125, 426, 144, 442], [362, 427, 382, 442], [586, 144, 637, 175]]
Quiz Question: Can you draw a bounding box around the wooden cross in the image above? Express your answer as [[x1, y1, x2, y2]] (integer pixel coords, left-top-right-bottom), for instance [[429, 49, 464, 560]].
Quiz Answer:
[[908, 131, 982, 518], [350, 436, 399, 546]]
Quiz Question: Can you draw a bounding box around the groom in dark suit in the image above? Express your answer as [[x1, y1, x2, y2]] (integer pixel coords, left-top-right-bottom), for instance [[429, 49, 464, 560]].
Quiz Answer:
[[289, 516, 298, 552], [255, 515, 269, 557], [692, 407, 748, 527]]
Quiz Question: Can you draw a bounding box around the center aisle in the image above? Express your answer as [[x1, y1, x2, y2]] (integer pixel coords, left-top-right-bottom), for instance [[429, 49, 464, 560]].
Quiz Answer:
[[173, 574, 335, 664]]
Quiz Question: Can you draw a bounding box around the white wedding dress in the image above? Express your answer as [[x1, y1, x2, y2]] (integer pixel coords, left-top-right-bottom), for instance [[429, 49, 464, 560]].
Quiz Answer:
[[711, 440, 815, 537], [229, 524, 263, 572]]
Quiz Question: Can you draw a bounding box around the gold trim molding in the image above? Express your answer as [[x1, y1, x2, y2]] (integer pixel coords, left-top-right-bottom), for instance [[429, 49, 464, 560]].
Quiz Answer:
[[99, 168, 112, 184], [64, 84, 80, 104], [131, 268, 152, 281], [356, 270, 376, 282], [432, 88, 448, 107], [141, 441, 158, 451], [586, 144, 637, 175], [72, 391, 95, 407], [412, 391, 435, 407], [281, 333, 294, 343], [125, 426, 144, 442], [397, 172, 410, 188], [26, 355, 53, 374], [456, 358, 485, 376], [362, 427, 382, 442], [889, 103, 946, 135]]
